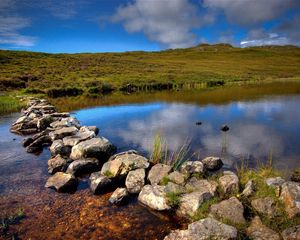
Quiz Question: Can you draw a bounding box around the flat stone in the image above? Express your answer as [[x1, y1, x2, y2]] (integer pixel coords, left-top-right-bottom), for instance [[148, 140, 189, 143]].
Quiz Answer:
[[66, 158, 100, 176], [282, 225, 300, 240], [63, 130, 95, 147], [202, 156, 223, 171], [125, 168, 145, 194], [138, 184, 170, 211], [70, 137, 116, 161], [167, 171, 186, 185], [164, 217, 238, 240], [266, 177, 286, 187], [251, 197, 278, 218], [219, 171, 239, 195], [47, 154, 69, 174], [246, 216, 280, 240], [180, 161, 205, 175], [109, 188, 129, 205], [89, 172, 112, 194], [148, 164, 172, 185], [49, 126, 78, 141], [80, 126, 99, 135], [50, 116, 80, 129], [210, 196, 246, 224], [185, 178, 218, 196], [280, 181, 300, 218], [45, 172, 77, 192]]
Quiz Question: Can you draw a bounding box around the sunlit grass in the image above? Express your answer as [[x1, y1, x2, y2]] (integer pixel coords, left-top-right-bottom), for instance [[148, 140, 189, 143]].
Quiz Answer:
[[0, 95, 23, 114]]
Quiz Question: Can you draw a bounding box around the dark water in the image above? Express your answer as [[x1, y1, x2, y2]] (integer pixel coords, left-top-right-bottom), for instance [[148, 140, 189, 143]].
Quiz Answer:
[[1, 83, 300, 239]]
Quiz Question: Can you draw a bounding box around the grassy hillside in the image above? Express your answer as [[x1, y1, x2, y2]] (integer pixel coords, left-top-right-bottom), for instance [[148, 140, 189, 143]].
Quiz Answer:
[[1, 44, 300, 97]]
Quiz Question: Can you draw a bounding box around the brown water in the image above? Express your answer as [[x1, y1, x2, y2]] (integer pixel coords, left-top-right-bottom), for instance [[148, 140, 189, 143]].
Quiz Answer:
[[1, 82, 300, 239]]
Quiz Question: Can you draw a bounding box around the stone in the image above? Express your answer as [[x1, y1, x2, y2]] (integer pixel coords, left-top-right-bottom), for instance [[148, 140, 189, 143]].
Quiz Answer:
[[251, 197, 278, 218], [219, 171, 239, 195], [180, 161, 205, 175], [138, 184, 171, 211], [164, 217, 238, 240], [109, 188, 129, 205], [80, 126, 99, 135], [50, 140, 71, 156], [202, 156, 223, 171], [282, 225, 300, 240], [101, 158, 123, 178], [167, 171, 186, 185], [210, 197, 246, 224], [70, 137, 116, 161], [50, 116, 80, 129], [291, 169, 300, 183], [246, 216, 280, 240], [125, 168, 145, 194], [280, 181, 300, 218], [66, 158, 100, 176], [164, 182, 186, 194], [47, 154, 69, 174], [49, 126, 78, 141], [148, 164, 172, 185], [37, 115, 54, 130], [266, 177, 286, 187], [26, 135, 52, 153], [241, 180, 255, 197], [185, 178, 218, 196], [89, 172, 112, 194], [22, 137, 34, 147], [45, 172, 77, 192], [177, 190, 213, 217], [63, 130, 95, 147]]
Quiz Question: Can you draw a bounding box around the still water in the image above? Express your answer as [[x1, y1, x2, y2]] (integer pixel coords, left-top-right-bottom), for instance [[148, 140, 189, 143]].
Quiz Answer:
[[1, 83, 300, 239]]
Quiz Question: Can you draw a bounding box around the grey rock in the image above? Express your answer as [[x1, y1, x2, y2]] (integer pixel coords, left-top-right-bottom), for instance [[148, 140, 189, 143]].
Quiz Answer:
[[266, 177, 285, 187], [202, 156, 223, 171], [63, 130, 95, 147], [101, 158, 123, 178], [185, 178, 218, 196], [282, 225, 300, 240], [180, 161, 205, 175], [125, 168, 145, 194], [251, 197, 277, 218], [47, 154, 69, 174], [50, 116, 80, 129], [241, 180, 255, 197], [26, 135, 52, 153], [66, 158, 100, 176], [164, 182, 186, 194], [109, 187, 129, 204], [89, 172, 112, 194], [168, 171, 186, 185], [45, 172, 77, 192], [246, 216, 280, 240], [80, 126, 99, 135], [219, 171, 239, 195], [148, 163, 172, 185], [70, 137, 116, 161], [138, 184, 171, 211], [49, 140, 71, 156], [210, 197, 246, 224], [37, 115, 54, 130], [49, 126, 78, 141], [280, 181, 300, 218]]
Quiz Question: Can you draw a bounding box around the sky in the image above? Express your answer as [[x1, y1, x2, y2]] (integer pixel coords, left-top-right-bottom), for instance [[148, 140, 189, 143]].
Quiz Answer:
[[0, 0, 300, 53]]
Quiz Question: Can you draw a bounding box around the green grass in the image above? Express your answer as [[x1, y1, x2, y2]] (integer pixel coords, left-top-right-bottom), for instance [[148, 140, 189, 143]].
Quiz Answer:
[[165, 192, 181, 208], [0, 95, 23, 114], [103, 170, 114, 178], [1, 44, 300, 96]]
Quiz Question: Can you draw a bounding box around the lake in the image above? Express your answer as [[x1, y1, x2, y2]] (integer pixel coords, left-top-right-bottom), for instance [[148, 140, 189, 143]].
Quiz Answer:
[[1, 82, 300, 239]]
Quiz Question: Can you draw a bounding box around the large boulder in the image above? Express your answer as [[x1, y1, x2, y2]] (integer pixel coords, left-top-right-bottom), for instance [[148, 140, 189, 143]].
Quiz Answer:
[[167, 171, 186, 185], [109, 188, 129, 205], [89, 172, 112, 194], [45, 172, 77, 192], [280, 181, 300, 218], [185, 178, 218, 196], [125, 168, 145, 194], [66, 158, 100, 176], [47, 154, 69, 174], [202, 156, 223, 171], [219, 171, 239, 195], [49, 126, 78, 141], [138, 184, 170, 211], [164, 217, 238, 240], [148, 164, 172, 185], [179, 161, 205, 175], [251, 197, 277, 218], [63, 130, 95, 147], [282, 225, 300, 240], [246, 216, 280, 240], [70, 137, 116, 161], [210, 197, 246, 224], [49, 139, 71, 156]]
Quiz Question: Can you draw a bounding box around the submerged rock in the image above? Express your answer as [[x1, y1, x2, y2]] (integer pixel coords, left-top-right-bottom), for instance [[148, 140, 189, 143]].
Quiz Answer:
[[70, 137, 116, 161], [89, 172, 112, 194], [246, 216, 280, 240], [148, 164, 172, 185], [280, 181, 300, 218], [219, 171, 239, 195], [66, 158, 100, 176], [125, 168, 145, 194], [138, 184, 170, 211], [45, 172, 77, 192], [109, 188, 129, 205], [210, 197, 246, 224], [202, 156, 223, 171], [47, 154, 69, 174], [164, 217, 238, 240]]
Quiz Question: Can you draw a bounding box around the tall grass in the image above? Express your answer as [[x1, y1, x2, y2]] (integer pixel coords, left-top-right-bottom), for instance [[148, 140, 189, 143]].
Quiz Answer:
[[149, 133, 192, 170], [0, 95, 23, 114]]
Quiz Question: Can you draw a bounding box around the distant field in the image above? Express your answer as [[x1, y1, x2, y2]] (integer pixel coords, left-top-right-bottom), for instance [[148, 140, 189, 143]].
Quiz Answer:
[[1, 44, 300, 97]]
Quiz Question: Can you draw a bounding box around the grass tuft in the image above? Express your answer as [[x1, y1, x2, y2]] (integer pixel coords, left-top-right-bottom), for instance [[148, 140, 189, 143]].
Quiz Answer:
[[0, 95, 23, 114]]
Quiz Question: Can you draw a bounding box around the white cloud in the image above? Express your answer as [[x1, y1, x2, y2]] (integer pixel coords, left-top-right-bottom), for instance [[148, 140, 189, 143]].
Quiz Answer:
[[203, 0, 298, 26], [240, 33, 290, 47], [111, 0, 211, 48]]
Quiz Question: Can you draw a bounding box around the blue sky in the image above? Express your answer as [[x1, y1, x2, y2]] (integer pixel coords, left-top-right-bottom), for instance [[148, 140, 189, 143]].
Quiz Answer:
[[0, 0, 299, 53]]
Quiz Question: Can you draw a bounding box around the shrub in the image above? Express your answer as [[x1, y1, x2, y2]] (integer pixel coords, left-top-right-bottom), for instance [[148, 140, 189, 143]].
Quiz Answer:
[[46, 87, 83, 98]]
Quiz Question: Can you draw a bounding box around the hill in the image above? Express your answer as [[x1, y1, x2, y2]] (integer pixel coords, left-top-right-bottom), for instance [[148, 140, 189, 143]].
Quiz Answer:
[[1, 44, 300, 97]]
